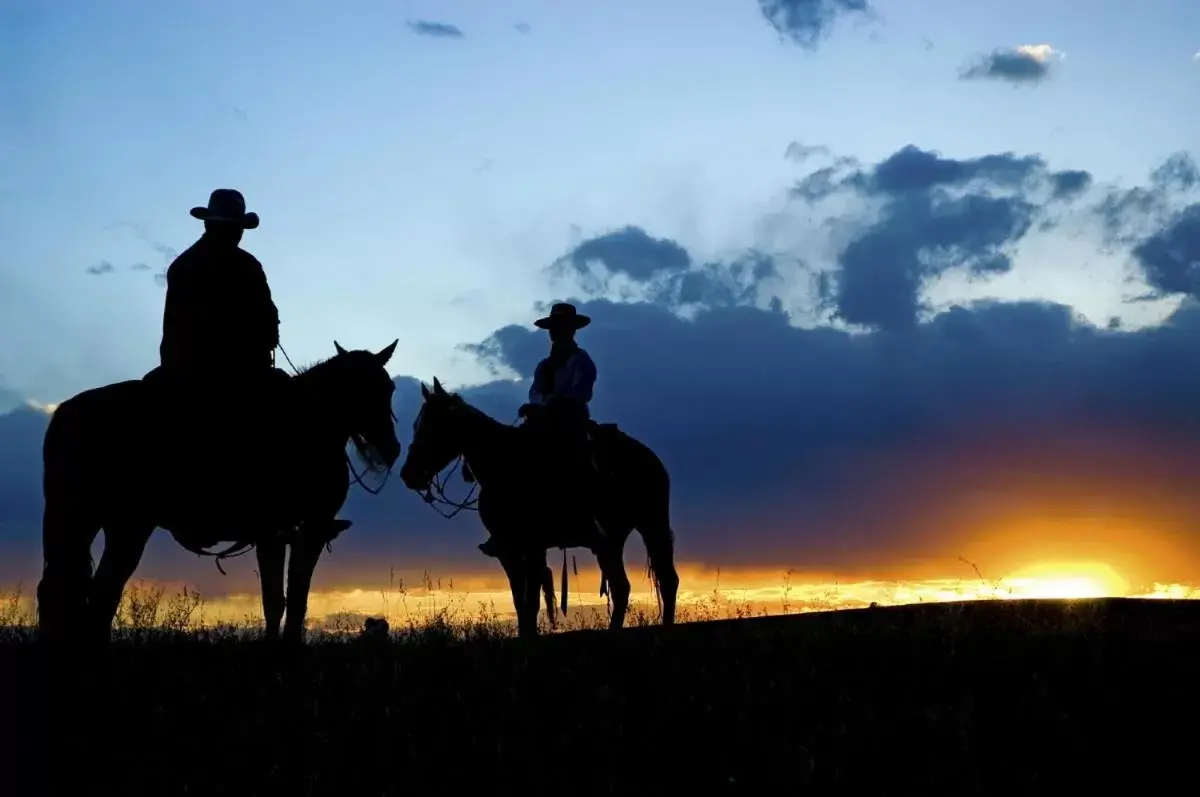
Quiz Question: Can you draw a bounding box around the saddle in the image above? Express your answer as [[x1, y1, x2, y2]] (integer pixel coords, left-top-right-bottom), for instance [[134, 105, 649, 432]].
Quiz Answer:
[[140, 366, 299, 527], [142, 365, 293, 431], [586, 421, 620, 480]]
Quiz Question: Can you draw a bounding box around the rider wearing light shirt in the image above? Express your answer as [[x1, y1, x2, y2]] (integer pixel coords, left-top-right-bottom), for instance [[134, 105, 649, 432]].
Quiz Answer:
[[478, 302, 603, 557]]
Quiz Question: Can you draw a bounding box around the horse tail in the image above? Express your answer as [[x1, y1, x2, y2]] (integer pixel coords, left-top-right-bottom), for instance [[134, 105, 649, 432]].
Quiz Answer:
[[36, 399, 100, 642], [634, 439, 679, 624]]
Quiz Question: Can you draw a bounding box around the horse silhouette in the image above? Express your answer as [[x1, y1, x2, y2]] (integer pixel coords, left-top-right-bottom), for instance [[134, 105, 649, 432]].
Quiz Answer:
[[36, 340, 402, 645], [399, 377, 679, 638]]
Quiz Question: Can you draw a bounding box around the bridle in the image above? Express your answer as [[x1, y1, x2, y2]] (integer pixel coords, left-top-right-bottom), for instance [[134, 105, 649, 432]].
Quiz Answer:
[[407, 401, 481, 519]]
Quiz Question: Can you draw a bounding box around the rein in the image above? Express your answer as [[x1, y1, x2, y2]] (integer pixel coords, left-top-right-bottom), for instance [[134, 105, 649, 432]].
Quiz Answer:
[[280, 342, 396, 498], [409, 404, 575, 614], [409, 402, 525, 519], [419, 454, 480, 519]]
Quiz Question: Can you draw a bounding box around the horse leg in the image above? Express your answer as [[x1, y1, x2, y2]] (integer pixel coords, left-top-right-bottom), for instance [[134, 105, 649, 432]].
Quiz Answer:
[[500, 552, 539, 638], [639, 515, 679, 626], [281, 532, 325, 644], [523, 558, 546, 635], [255, 539, 287, 640], [88, 524, 154, 641], [37, 499, 99, 643], [595, 539, 632, 631], [541, 563, 557, 630]]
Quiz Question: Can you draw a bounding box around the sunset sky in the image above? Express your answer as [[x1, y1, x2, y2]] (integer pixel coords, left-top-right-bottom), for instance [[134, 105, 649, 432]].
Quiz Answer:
[[2, 0, 1200, 622]]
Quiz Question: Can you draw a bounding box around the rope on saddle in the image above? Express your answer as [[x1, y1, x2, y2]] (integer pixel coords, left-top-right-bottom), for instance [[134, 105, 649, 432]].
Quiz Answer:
[[560, 548, 569, 616], [179, 536, 259, 576]]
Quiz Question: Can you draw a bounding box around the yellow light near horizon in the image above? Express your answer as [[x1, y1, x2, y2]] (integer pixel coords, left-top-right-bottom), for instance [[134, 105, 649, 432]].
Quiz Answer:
[[999, 561, 1130, 600]]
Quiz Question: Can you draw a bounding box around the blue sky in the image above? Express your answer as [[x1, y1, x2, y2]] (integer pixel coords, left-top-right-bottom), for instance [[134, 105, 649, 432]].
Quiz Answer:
[[1, 0, 1199, 595], [2, 0, 1196, 405]]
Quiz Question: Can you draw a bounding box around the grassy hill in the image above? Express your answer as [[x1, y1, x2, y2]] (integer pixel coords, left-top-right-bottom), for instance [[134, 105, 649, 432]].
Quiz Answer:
[[3, 597, 1199, 795]]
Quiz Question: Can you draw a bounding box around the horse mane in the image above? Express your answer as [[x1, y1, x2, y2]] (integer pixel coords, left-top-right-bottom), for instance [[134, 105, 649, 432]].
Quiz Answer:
[[419, 383, 517, 452], [290, 353, 339, 378], [294, 350, 393, 474], [437, 386, 505, 426]]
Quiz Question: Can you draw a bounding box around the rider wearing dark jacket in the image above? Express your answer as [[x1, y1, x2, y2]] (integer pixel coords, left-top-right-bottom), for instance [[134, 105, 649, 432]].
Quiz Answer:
[[152, 189, 281, 384]]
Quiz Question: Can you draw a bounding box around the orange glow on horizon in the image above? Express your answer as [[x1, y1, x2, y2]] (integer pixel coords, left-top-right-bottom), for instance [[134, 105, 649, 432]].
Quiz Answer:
[[4, 558, 1196, 632]]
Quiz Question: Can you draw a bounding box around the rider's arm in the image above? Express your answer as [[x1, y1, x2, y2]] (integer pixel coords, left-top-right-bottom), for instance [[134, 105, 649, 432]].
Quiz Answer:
[[159, 252, 196, 364], [559, 350, 597, 404], [528, 356, 551, 405], [241, 251, 280, 348]]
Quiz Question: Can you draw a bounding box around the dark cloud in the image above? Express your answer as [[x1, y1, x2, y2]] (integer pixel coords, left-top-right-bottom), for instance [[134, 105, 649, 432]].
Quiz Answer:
[[441, 289, 1200, 583], [407, 20, 464, 39], [788, 144, 1091, 331], [785, 141, 830, 162], [1151, 153, 1200, 193], [0, 381, 25, 414], [1050, 170, 1093, 200], [513, 22, 531, 35], [0, 405, 50, 585], [5, 146, 1200, 594], [85, 261, 115, 276], [757, 0, 871, 50], [554, 226, 693, 284], [1132, 204, 1200, 297], [543, 224, 783, 315], [1096, 152, 1199, 246], [129, 262, 152, 272], [961, 46, 1055, 85]]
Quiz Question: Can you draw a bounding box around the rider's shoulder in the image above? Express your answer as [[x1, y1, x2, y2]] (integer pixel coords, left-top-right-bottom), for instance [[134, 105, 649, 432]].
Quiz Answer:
[[573, 347, 597, 367], [232, 246, 266, 270], [234, 245, 262, 263]]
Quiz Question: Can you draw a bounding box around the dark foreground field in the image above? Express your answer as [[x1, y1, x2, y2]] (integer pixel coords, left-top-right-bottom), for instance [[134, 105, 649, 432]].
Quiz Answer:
[[3, 598, 1200, 795]]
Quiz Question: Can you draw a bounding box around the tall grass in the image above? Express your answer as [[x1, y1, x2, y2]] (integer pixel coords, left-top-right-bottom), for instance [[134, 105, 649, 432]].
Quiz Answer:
[[0, 564, 1018, 642]]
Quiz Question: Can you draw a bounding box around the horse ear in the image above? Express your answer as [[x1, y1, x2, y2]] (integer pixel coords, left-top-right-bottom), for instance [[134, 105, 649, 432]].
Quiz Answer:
[[432, 377, 447, 396], [376, 339, 398, 365], [420, 382, 431, 399], [334, 341, 348, 356]]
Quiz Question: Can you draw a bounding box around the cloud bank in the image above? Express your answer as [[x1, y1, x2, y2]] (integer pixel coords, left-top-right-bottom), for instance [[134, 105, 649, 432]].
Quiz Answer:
[[2, 141, 1200, 597]]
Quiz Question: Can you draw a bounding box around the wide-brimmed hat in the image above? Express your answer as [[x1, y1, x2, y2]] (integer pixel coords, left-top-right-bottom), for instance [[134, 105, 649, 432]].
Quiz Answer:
[[189, 188, 260, 229], [534, 302, 591, 330]]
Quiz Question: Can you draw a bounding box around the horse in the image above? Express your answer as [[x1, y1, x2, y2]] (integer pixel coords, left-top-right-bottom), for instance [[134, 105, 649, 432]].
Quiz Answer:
[[36, 340, 403, 645], [398, 377, 679, 638]]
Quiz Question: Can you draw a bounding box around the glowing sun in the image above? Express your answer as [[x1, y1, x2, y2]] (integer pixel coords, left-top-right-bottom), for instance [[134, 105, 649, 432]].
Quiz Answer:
[[997, 562, 1130, 600]]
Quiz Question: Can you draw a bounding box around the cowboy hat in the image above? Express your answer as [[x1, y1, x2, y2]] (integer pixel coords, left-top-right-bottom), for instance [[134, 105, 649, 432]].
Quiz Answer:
[[189, 188, 260, 230], [534, 302, 591, 330]]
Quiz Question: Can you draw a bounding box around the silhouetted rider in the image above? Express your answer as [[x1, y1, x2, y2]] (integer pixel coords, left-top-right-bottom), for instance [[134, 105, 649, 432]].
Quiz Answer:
[[479, 302, 604, 557], [148, 189, 282, 389]]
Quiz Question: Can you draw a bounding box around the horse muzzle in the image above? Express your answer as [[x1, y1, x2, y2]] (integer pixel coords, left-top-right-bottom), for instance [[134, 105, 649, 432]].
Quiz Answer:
[[399, 463, 429, 492], [381, 439, 402, 469]]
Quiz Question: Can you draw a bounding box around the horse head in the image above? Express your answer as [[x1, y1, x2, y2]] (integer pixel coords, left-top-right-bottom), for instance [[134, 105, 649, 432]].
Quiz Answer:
[[399, 376, 467, 492], [314, 339, 403, 471]]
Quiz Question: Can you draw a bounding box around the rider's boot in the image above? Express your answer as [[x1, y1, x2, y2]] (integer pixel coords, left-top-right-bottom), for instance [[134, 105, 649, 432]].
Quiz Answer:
[[479, 536, 500, 557]]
